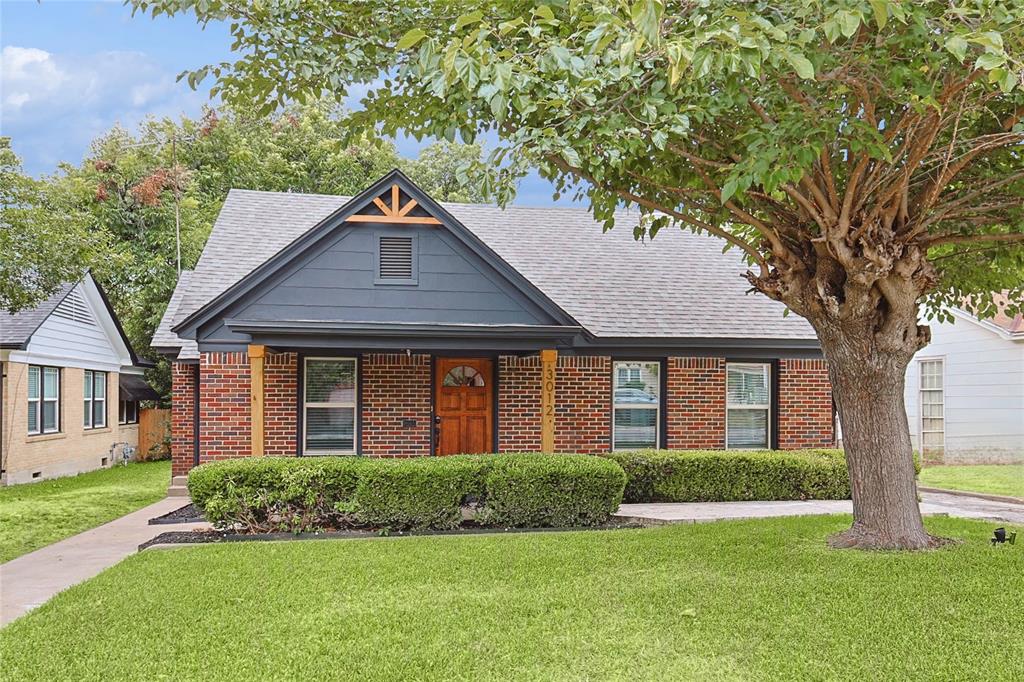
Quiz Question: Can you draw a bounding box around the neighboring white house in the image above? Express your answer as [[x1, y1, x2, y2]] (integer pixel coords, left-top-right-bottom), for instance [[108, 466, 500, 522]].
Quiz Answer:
[[905, 297, 1024, 465], [0, 274, 159, 484]]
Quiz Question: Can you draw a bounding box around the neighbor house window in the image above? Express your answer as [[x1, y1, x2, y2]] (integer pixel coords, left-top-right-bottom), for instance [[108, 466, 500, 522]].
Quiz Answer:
[[28, 366, 60, 435], [304, 358, 357, 455], [919, 359, 944, 458], [83, 370, 107, 429], [612, 361, 660, 450], [119, 399, 139, 425], [726, 363, 771, 449]]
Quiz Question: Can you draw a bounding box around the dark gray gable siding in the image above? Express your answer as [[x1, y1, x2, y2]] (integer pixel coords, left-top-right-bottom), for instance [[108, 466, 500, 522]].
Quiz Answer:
[[196, 221, 558, 345]]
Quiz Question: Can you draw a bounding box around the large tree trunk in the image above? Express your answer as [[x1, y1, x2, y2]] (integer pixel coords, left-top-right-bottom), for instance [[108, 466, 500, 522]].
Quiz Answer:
[[813, 316, 945, 550]]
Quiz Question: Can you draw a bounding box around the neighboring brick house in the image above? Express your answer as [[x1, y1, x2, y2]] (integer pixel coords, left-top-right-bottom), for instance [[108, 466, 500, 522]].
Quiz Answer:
[[1, 274, 159, 484], [153, 170, 835, 481]]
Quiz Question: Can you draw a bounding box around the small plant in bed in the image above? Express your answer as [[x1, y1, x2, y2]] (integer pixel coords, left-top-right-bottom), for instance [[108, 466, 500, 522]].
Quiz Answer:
[[187, 454, 627, 535]]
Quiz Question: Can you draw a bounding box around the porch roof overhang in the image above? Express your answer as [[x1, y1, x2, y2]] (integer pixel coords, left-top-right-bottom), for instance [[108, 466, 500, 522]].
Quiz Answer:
[[223, 318, 584, 351]]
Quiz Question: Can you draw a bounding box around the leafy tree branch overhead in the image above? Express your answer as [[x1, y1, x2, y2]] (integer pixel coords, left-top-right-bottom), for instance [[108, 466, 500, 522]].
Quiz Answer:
[[133, 0, 1023, 550]]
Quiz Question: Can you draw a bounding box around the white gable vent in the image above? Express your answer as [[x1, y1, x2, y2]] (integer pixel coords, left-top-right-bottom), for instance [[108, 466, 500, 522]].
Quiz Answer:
[[377, 235, 416, 283], [52, 288, 96, 326]]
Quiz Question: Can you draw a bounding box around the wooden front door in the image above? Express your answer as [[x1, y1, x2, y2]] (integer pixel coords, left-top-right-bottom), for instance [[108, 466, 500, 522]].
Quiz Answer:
[[435, 358, 493, 455]]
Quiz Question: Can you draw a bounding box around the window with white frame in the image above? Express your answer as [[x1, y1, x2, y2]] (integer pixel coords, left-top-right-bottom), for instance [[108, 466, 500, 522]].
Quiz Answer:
[[612, 361, 660, 450], [304, 358, 357, 455], [726, 363, 771, 449], [919, 359, 944, 458], [119, 399, 139, 425], [83, 370, 107, 429], [28, 366, 60, 435]]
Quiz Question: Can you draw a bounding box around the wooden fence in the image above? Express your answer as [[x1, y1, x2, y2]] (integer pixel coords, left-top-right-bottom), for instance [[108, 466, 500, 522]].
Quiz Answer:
[[138, 408, 171, 460]]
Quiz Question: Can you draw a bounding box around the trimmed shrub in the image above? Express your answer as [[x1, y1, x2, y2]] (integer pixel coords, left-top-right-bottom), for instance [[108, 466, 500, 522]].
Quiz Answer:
[[602, 449, 850, 503], [187, 453, 627, 533], [188, 457, 368, 532], [353, 457, 487, 530], [481, 454, 626, 528]]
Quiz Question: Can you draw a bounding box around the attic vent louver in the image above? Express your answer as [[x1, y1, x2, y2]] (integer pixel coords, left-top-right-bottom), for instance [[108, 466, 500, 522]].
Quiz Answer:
[[52, 288, 95, 326], [378, 236, 415, 281]]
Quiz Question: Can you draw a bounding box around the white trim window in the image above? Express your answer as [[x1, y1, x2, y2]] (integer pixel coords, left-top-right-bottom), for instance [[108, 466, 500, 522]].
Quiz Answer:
[[918, 358, 944, 458], [28, 365, 60, 435], [612, 361, 660, 450], [726, 363, 771, 449], [83, 370, 107, 429], [303, 357, 357, 455]]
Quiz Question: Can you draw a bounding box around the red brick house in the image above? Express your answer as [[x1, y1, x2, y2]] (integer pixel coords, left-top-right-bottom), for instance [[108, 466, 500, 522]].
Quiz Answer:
[[154, 170, 834, 481]]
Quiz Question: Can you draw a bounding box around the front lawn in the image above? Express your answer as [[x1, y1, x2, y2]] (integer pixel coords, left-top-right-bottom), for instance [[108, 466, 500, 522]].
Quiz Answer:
[[0, 460, 171, 562], [919, 464, 1024, 498], [1, 516, 1021, 680]]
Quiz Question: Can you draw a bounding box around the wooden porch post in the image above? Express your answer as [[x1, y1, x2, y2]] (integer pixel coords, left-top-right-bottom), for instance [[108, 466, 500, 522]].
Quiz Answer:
[[540, 349, 557, 452], [248, 344, 265, 456]]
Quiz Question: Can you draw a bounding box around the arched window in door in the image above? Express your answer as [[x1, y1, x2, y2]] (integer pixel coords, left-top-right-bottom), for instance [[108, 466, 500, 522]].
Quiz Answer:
[[442, 365, 486, 387]]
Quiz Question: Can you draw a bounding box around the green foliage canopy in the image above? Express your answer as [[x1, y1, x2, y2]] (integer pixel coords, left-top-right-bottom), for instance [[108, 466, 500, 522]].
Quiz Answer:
[[133, 0, 1024, 324]]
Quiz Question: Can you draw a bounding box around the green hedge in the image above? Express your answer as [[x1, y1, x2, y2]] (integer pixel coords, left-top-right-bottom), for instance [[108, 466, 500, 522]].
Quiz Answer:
[[188, 454, 626, 533], [353, 457, 487, 530], [483, 455, 626, 528], [601, 449, 851, 503]]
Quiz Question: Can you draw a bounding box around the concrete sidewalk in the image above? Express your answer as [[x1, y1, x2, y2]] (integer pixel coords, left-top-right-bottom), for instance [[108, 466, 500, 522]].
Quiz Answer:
[[0, 497, 207, 626], [615, 490, 1024, 525]]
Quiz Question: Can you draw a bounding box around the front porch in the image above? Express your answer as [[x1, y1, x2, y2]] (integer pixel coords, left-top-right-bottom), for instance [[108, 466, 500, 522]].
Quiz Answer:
[[170, 343, 837, 478]]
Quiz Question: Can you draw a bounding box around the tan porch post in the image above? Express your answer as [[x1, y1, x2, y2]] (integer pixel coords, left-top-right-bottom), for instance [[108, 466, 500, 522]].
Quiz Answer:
[[248, 344, 265, 456], [540, 349, 557, 452]]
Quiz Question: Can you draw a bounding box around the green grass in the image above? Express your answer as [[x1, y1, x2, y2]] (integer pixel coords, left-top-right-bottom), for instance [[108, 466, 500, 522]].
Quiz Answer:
[[919, 464, 1024, 498], [0, 460, 171, 562], [1, 516, 1021, 681]]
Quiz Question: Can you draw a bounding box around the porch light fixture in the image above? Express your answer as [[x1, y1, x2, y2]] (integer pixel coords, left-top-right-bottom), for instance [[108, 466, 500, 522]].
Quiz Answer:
[[991, 527, 1017, 545]]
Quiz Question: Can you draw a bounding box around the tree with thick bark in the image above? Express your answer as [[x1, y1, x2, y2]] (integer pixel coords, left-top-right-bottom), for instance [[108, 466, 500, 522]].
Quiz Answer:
[[133, 0, 1024, 549]]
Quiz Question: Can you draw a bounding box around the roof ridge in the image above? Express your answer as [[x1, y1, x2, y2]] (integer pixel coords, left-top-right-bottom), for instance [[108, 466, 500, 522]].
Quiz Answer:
[[223, 187, 633, 213]]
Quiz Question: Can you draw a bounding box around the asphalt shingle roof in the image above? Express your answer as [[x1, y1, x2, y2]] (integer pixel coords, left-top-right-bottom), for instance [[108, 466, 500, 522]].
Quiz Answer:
[[153, 270, 198, 360], [0, 283, 76, 347], [153, 188, 815, 353]]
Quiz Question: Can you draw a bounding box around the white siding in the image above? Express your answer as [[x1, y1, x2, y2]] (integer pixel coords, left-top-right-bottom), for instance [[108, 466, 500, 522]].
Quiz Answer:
[[13, 277, 135, 373], [906, 314, 1024, 464]]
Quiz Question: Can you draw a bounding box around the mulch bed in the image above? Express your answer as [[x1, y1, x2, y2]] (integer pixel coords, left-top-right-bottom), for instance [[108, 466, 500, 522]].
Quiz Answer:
[[140, 521, 643, 551], [149, 503, 206, 525]]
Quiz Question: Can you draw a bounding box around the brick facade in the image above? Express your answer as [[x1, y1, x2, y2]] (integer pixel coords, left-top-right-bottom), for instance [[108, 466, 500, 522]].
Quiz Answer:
[[265, 352, 298, 455], [777, 358, 835, 449], [170, 362, 196, 477], [554, 356, 611, 453], [497, 355, 542, 451], [666, 357, 727, 449], [361, 353, 432, 456], [199, 351, 252, 464], [169, 350, 835, 474], [498, 355, 611, 453]]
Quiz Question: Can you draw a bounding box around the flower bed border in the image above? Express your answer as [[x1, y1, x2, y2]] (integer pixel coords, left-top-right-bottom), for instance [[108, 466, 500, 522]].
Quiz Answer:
[[139, 521, 644, 551]]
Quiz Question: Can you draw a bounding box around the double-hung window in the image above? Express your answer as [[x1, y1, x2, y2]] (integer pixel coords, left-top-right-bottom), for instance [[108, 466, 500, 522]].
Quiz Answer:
[[918, 359, 944, 458], [726, 363, 771, 449], [304, 358, 357, 455], [119, 399, 139, 425], [83, 370, 107, 429], [28, 366, 60, 434], [612, 361, 660, 450]]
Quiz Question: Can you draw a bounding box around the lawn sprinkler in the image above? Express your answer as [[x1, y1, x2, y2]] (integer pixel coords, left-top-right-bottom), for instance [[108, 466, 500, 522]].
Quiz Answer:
[[991, 527, 1017, 546]]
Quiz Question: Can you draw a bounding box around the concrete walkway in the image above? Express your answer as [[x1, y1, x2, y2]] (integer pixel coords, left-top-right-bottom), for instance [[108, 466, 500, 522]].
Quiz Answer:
[[0, 497, 208, 626], [615, 490, 1024, 525]]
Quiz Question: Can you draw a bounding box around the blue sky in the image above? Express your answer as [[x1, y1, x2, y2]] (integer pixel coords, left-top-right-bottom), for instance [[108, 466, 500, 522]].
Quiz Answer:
[[0, 0, 567, 205]]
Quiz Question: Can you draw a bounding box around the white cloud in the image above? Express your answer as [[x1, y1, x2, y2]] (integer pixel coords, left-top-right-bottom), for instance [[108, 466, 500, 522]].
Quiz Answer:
[[1, 45, 209, 175]]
